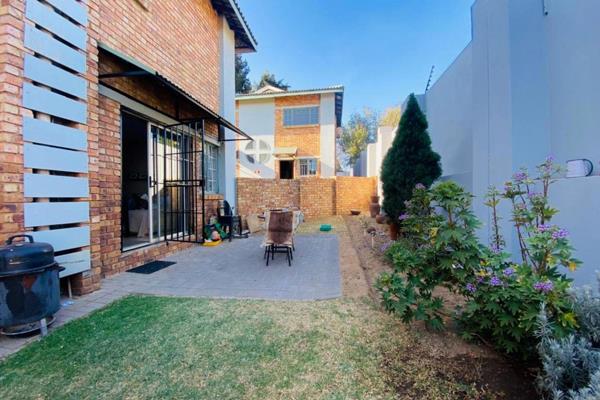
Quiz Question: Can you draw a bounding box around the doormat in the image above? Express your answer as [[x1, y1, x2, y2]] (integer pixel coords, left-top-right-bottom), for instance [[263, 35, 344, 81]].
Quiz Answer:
[[127, 261, 176, 274]]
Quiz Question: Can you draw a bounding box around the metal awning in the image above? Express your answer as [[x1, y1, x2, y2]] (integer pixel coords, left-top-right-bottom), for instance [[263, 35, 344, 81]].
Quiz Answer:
[[273, 147, 297, 159], [98, 43, 252, 142]]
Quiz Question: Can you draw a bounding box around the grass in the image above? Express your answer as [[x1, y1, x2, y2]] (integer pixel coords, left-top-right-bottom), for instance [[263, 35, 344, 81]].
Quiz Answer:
[[296, 216, 347, 235], [0, 295, 498, 400]]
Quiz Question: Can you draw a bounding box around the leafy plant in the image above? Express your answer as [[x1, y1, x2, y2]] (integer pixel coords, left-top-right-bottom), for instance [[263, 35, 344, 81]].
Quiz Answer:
[[377, 182, 481, 331], [380, 94, 441, 222], [458, 158, 580, 358], [536, 279, 600, 400]]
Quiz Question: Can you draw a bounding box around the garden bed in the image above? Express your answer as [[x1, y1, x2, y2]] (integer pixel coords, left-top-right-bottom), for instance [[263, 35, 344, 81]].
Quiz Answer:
[[344, 215, 537, 399]]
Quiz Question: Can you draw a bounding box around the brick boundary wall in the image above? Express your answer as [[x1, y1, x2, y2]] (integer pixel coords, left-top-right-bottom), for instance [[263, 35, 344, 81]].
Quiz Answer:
[[236, 177, 377, 219]]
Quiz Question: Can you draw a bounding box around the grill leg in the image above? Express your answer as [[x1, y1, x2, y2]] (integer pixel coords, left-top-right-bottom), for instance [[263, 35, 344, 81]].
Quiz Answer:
[[40, 318, 48, 337]]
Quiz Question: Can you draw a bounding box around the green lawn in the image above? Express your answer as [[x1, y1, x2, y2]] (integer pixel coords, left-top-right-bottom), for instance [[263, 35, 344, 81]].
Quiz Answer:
[[0, 295, 494, 400], [0, 296, 394, 400]]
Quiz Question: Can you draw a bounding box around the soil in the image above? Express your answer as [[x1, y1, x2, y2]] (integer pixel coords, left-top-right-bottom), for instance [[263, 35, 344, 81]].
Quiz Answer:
[[342, 215, 538, 400]]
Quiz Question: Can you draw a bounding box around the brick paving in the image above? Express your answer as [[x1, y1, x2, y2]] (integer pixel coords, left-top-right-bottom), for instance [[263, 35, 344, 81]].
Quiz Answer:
[[0, 234, 341, 359]]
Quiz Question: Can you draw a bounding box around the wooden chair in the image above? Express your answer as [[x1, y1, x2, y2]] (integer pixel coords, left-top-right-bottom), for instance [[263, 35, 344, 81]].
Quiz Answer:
[[263, 210, 294, 267]]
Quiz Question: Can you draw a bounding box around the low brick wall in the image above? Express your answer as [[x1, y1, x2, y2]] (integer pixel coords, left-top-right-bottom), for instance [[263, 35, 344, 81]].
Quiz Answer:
[[237, 177, 377, 219], [335, 176, 378, 216]]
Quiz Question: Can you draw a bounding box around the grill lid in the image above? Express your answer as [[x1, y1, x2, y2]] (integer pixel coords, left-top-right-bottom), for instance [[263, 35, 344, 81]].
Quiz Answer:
[[0, 235, 55, 276]]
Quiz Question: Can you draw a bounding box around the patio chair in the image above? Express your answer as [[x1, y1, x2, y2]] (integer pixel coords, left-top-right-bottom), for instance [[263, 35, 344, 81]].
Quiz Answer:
[[263, 210, 294, 267]]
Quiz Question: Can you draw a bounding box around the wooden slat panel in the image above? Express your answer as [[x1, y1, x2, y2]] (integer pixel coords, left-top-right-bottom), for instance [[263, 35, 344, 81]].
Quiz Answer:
[[24, 143, 88, 173], [31, 226, 89, 252], [24, 55, 87, 100], [57, 250, 91, 278], [24, 24, 86, 73], [45, 0, 87, 26], [26, 0, 86, 50], [24, 173, 89, 198], [23, 83, 87, 124], [23, 117, 87, 151], [24, 202, 89, 227]]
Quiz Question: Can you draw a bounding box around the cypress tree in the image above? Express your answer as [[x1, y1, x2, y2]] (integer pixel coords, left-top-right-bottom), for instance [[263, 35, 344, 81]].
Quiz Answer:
[[381, 94, 442, 221]]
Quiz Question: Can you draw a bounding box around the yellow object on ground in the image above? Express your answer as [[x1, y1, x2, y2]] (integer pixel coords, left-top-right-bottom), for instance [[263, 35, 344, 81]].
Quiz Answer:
[[202, 240, 222, 247]]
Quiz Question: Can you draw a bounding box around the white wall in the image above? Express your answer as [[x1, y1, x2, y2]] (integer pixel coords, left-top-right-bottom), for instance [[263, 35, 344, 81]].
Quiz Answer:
[[319, 93, 336, 177], [219, 17, 236, 205], [425, 44, 473, 192], [236, 99, 276, 178], [423, 0, 600, 285]]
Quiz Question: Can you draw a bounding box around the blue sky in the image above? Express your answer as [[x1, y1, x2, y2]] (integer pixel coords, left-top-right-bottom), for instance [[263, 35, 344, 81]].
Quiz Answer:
[[237, 0, 473, 123]]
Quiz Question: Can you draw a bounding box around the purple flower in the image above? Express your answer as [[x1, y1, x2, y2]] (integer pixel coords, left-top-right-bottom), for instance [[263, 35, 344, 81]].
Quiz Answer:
[[537, 224, 552, 233], [489, 276, 502, 286], [398, 213, 409, 221], [476, 276, 484, 284], [466, 283, 477, 293], [490, 243, 501, 254], [380, 242, 392, 253], [552, 228, 568, 240], [503, 267, 515, 277], [546, 155, 555, 164], [415, 183, 426, 190], [533, 280, 554, 293], [513, 172, 527, 182]]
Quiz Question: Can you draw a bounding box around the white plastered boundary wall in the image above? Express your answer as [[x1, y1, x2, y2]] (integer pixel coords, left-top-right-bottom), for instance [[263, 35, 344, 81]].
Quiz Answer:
[[422, 0, 600, 286], [320, 93, 336, 177], [220, 17, 237, 205]]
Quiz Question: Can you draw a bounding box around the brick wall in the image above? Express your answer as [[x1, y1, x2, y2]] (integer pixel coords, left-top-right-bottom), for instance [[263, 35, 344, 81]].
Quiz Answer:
[[237, 179, 300, 216], [335, 176, 378, 216], [299, 178, 335, 218], [95, 0, 221, 111], [237, 177, 377, 219], [0, 0, 25, 244]]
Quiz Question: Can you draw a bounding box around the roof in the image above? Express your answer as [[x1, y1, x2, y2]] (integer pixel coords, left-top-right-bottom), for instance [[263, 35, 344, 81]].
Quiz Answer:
[[236, 85, 344, 100], [211, 0, 257, 52], [236, 85, 345, 128]]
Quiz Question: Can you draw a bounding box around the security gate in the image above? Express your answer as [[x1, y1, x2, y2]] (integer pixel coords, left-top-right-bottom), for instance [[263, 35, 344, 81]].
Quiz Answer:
[[151, 120, 205, 243]]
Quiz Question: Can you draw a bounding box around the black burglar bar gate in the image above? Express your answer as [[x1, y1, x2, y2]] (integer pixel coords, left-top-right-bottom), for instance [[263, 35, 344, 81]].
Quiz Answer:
[[157, 119, 206, 243]]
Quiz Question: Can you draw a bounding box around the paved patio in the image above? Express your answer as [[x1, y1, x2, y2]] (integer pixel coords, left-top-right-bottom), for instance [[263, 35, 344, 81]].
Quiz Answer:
[[0, 234, 341, 359]]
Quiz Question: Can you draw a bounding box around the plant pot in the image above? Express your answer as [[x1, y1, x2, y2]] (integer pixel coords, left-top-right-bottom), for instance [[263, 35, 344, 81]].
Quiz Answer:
[[369, 202, 381, 218], [370, 195, 380, 203], [350, 209, 361, 216], [375, 214, 387, 224], [389, 223, 399, 240]]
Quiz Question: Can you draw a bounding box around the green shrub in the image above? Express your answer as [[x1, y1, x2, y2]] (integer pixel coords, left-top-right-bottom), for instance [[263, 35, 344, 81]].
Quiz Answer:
[[457, 157, 580, 358], [377, 181, 481, 331], [536, 280, 600, 399], [380, 94, 441, 222]]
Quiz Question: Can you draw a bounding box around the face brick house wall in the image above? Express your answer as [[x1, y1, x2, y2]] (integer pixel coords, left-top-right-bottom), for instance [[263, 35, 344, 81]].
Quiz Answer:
[[0, 0, 238, 295], [237, 177, 377, 219], [69, 0, 228, 294], [273, 94, 322, 176], [0, 1, 26, 244]]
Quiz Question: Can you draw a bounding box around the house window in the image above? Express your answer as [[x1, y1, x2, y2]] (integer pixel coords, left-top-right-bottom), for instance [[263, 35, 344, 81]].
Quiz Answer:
[[283, 106, 319, 126], [299, 158, 317, 176], [205, 143, 219, 193]]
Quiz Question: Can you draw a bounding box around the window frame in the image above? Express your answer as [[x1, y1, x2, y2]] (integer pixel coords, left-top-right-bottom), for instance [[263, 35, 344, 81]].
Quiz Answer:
[[204, 142, 219, 193], [282, 106, 320, 127], [299, 158, 318, 177]]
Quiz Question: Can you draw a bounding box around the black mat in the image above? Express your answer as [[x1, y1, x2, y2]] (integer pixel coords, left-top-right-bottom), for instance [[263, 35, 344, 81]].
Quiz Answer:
[[127, 261, 176, 274]]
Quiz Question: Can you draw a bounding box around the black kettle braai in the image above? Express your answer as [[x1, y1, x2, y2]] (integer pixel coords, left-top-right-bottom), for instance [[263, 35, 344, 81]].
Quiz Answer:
[[0, 235, 63, 335]]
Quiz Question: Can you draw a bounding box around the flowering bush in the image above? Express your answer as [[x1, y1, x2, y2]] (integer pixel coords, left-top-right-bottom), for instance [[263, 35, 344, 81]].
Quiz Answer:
[[458, 158, 579, 358], [536, 279, 600, 399], [377, 181, 482, 330]]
